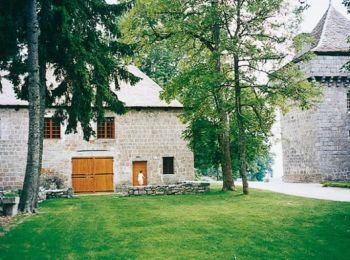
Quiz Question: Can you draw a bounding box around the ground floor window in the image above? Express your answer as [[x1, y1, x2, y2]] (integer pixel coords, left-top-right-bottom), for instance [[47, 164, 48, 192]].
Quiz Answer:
[[163, 157, 174, 175], [44, 118, 61, 139]]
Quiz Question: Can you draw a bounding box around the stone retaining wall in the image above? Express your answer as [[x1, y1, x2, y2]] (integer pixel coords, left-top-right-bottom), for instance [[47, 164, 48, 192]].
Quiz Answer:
[[116, 182, 210, 196], [38, 188, 73, 202]]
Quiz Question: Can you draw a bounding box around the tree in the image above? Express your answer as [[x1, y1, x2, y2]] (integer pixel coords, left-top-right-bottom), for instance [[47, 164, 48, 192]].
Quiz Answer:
[[122, 0, 237, 191], [121, 0, 320, 194], [137, 44, 181, 87], [18, 0, 41, 213], [0, 0, 135, 212]]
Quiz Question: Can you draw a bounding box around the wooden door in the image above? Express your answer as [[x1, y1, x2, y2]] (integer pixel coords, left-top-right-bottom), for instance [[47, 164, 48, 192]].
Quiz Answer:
[[72, 157, 114, 193], [133, 161, 148, 186]]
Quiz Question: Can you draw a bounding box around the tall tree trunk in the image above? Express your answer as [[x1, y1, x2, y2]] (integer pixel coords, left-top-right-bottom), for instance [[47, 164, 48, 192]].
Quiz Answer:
[[34, 57, 46, 208], [234, 54, 248, 195], [212, 0, 235, 191], [219, 113, 235, 191], [19, 0, 41, 213], [34, 1, 49, 207]]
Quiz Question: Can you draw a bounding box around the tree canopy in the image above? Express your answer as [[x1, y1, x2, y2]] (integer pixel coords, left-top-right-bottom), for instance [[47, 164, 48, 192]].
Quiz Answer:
[[0, 0, 136, 139], [121, 0, 321, 193]]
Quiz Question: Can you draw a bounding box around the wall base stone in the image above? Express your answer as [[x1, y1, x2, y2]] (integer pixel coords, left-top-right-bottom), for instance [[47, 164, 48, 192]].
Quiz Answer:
[[283, 174, 323, 183], [38, 187, 73, 202], [115, 181, 210, 196]]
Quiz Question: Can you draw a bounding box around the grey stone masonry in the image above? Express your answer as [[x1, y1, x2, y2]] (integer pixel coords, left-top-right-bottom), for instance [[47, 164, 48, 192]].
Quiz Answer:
[[0, 108, 194, 190], [299, 56, 350, 78], [281, 54, 350, 182], [116, 182, 210, 196]]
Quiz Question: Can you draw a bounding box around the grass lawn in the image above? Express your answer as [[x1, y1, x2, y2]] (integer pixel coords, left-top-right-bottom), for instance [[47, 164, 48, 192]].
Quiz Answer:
[[1, 187, 350, 260]]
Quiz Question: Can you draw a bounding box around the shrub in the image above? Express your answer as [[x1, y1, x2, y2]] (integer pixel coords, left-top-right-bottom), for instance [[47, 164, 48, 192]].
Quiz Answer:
[[3, 192, 19, 198], [322, 181, 350, 189], [40, 169, 67, 190]]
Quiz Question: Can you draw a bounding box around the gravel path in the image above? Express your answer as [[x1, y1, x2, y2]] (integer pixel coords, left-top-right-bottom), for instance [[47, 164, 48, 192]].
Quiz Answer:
[[236, 179, 350, 202]]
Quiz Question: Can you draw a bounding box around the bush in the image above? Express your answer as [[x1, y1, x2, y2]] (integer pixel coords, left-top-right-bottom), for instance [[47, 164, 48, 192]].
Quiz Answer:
[[40, 169, 67, 190], [322, 181, 350, 189], [3, 192, 19, 198]]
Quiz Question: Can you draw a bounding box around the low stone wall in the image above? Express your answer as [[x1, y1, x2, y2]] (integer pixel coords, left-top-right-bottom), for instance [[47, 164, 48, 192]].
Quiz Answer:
[[38, 187, 73, 202], [116, 182, 210, 196]]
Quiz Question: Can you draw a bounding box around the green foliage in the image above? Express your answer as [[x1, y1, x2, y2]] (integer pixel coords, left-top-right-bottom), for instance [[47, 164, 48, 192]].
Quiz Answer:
[[0, 0, 135, 139], [248, 155, 273, 181], [3, 192, 19, 198], [121, 0, 321, 183], [134, 44, 181, 87], [1, 191, 350, 258], [293, 33, 315, 53], [185, 118, 221, 172], [322, 181, 350, 189]]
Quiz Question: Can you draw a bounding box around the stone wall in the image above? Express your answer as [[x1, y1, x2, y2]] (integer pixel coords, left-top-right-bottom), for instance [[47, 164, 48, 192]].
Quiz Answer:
[[116, 182, 210, 196], [282, 85, 350, 182], [0, 108, 194, 190], [299, 55, 350, 78], [317, 86, 350, 180], [281, 54, 350, 182], [0, 109, 28, 190], [281, 106, 322, 182]]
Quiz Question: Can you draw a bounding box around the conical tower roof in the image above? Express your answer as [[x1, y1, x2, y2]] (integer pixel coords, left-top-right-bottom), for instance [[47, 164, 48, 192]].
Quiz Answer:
[[309, 5, 350, 53]]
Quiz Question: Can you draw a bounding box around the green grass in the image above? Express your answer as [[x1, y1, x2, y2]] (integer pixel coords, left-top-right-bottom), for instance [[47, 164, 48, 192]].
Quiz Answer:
[[322, 181, 350, 189], [1, 187, 350, 260]]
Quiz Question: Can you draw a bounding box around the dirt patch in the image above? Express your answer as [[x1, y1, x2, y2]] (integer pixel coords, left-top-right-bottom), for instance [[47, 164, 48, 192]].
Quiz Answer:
[[0, 216, 13, 236]]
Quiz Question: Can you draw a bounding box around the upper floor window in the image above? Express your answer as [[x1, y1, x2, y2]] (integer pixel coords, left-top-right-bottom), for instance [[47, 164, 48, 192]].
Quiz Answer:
[[97, 117, 115, 139], [44, 118, 61, 139], [347, 90, 350, 112], [163, 157, 174, 175]]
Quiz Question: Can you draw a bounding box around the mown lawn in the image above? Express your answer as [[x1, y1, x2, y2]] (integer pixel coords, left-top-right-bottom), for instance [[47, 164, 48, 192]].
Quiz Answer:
[[1, 187, 350, 260]]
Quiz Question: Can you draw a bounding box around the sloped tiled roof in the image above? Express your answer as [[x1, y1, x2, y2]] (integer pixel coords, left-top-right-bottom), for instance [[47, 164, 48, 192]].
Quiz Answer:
[[309, 6, 350, 53], [0, 65, 182, 108]]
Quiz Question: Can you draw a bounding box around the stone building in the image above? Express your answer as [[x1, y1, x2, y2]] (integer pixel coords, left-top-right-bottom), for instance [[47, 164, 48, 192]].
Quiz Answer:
[[281, 6, 350, 182], [0, 66, 194, 192]]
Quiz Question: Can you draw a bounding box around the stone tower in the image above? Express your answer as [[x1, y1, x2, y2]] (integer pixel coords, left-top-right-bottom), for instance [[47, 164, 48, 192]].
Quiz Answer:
[[281, 6, 350, 182]]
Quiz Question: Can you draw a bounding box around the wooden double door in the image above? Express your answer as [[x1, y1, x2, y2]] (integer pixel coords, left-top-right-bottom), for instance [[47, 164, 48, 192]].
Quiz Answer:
[[72, 157, 114, 193]]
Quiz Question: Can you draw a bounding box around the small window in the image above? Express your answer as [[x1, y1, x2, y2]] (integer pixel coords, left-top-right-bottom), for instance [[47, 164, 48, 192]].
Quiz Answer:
[[163, 157, 174, 175], [44, 118, 61, 139], [97, 117, 115, 139], [347, 90, 350, 112]]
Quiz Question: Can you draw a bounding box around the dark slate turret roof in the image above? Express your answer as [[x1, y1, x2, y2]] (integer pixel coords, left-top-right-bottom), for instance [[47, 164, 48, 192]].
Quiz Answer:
[[309, 6, 350, 53]]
